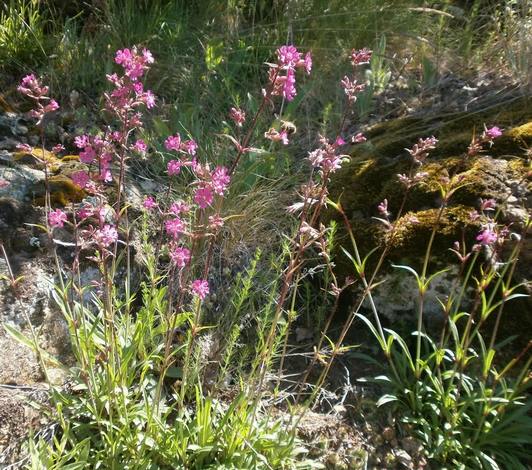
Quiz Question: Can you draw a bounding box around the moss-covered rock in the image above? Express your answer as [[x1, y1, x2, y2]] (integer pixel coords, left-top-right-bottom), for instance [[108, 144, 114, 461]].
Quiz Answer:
[[326, 96, 531, 333], [357, 96, 532, 160], [13, 148, 62, 170], [31, 174, 86, 206]]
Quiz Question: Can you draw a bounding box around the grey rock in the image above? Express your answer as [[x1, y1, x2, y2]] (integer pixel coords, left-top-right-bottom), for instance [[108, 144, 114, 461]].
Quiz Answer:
[[0, 165, 46, 202]]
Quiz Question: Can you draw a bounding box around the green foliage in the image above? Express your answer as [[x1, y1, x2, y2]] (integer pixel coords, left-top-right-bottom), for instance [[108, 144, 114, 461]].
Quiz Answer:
[[0, 0, 49, 71], [337, 171, 532, 468], [22, 250, 312, 469]]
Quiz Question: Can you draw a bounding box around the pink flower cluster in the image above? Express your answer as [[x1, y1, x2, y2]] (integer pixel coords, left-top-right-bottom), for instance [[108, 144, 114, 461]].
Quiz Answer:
[[229, 107, 246, 127], [468, 125, 503, 156], [191, 279, 209, 300], [268, 45, 312, 102], [115, 47, 154, 81], [406, 136, 438, 165], [350, 48, 372, 66], [476, 225, 497, 246], [308, 135, 347, 174], [265, 128, 289, 145], [341, 76, 365, 103], [192, 165, 230, 209], [17, 74, 59, 124], [165, 217, 186, 239], [49, 209, 67, 228], [74, 134, 114, 182], [165, 133, 197, 155], [397, 136, 438, 188], [94, 225, 119, 248], [169, 245, 191, 268], [106, 47, 156, 116], [339, 48, 372, 104]]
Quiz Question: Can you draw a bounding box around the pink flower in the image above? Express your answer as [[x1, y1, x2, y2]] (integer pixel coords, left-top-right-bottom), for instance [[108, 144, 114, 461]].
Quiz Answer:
[[480, 198, 496, 211], [297, 51, 312, 74], [133, 139, 147, 153], [307, 139, 343, 173], [71, 170, 90, 188], [229, 107, 246, 127], [265, 128, 289, 145], [407, 136, 438, 164], [335, 136, 346, 146], [476, 226, 497, 245], [77, 205, 94, 220], [194, 186, 213, 209], [167, 159, 182, 176], [165, 134, 181, 151], [17, 74, 49, 98], [208, 214, 224, 229], [115, 48, 133, 66], [95, 225, 118, 247], [165, 217, 186, 238], [283, 68, 297, 101], [99, 152, 113, 182], [352, 132, 366, 143], [74, 135, 90, 148], [485, 126, 502, 139], [341, 76, 365, 102], [277, 45, 301, 67], [182, 139, 198, 156], [142, 48, 154, 64], [114, 47, 153, 81], [308, 148, 325, 168], [52, 144, 65, 154], [377, 199, 389, 216], [211, 166, 230, 195], [169, 201, 190, 215], [143, 196, 157, 210], [0, 179, 10, 189], [48, 209, 67, 228], [170, 246, 191, 268], [191, 279, 209, 300], [143, 90, 156, 109], [79, 145, 96, 164], [16, 143, 33, 153], [351, 48, 372, 66], [44, 100, 59, 113]]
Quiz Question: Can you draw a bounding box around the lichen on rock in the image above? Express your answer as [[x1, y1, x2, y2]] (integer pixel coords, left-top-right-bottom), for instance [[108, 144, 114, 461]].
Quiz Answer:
[[326, 95, 531, 325]]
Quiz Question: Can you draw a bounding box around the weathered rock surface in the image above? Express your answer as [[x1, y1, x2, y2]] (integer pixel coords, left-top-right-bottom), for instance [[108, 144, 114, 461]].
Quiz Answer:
[[328, 95, 531, 333]]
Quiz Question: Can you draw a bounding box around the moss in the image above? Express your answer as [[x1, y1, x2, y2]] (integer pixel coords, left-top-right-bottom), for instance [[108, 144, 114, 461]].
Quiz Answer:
[[360, 96, 532, 160], [56, 160, 89, 178], [60, 155, 80, 162], [327, 96, 531, 278], [387, 205, 480, 265], [13, 148, 62, 170], [31, 174, 86, 207]]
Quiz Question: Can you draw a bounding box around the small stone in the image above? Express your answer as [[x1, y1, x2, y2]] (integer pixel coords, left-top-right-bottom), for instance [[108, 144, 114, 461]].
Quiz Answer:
[[393, 449, 413, 468], [0, 138, 20, 150], [401, 436, 422, 455], [382, 426, 395, 442]]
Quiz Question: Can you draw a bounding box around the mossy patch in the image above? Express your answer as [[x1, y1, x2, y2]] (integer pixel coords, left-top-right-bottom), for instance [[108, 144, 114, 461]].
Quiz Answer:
[[327, 96, 531, 276], [359, 96, 532, 160], [13, 148, 61, 170], [387, 205, 481, 266], [60, 155, 80, 162], [31, 174, 85, 207]]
